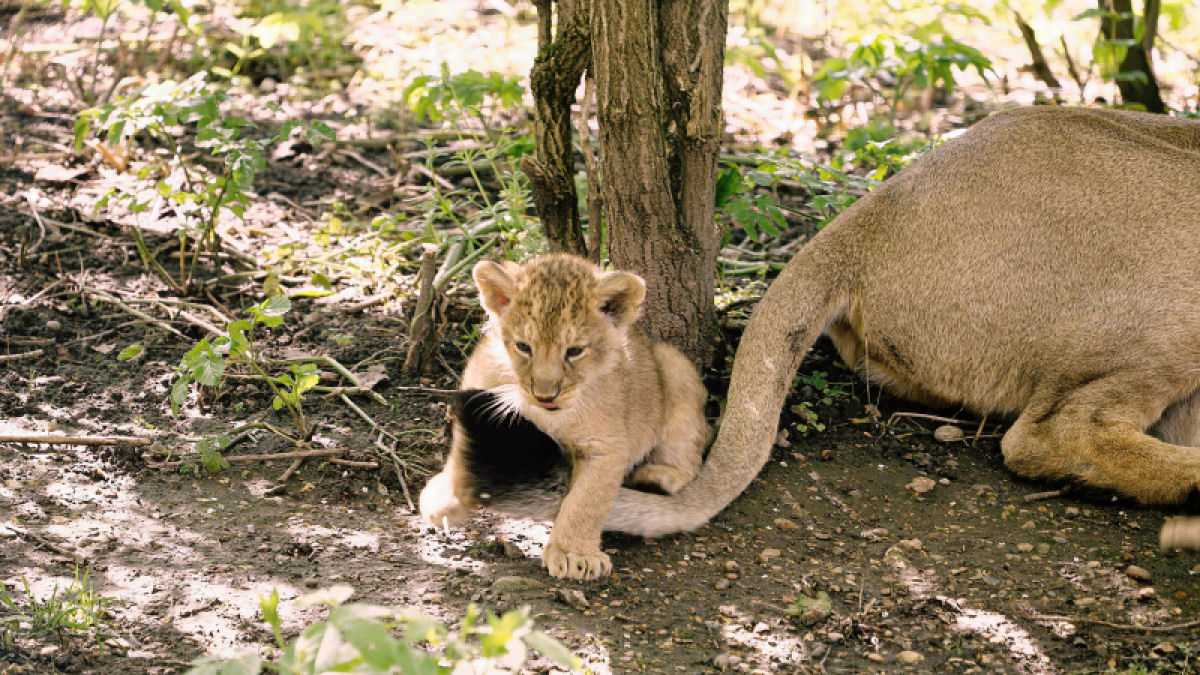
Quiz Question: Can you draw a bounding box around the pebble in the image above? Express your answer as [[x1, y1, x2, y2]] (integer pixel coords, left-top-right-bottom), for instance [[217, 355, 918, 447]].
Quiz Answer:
[[1125, 565, 1151, 582], [724, 560, 740, 573], [555, 588, 589, 611], [905, 476, 936, 494], [898, 538, 922, 550], [713, 653, 739, 669], [759, 548, 781, 563], [1016, 543, 1034, 553], [45, 320, 61, 331], [933, 424, 964, 442], [866, 652, 885, 663], [501, 540, 524, 559], [752, 622, 769, 634], [714, 579, 730, 590], [897, 650, 923, 664], [773, 518, 800, 530], [490, 576, 541, 594]]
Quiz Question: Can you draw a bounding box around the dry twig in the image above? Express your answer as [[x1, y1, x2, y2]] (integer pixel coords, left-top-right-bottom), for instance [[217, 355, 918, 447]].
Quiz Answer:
[[0, 433, 152, 446]]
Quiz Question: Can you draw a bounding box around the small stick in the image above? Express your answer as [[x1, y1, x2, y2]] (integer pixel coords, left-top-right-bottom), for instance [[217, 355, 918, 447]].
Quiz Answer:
[[1, 523, 86, 565], [342, 294, 390, 314], [886, 412, 969, 426], [1023, 487, 1069, 503], [78, 285, 186, 338], [1022, 607, 1200, 633], [329, 458, 379, 468], [0, 349, 44, 363], [276, 457, 304, 483], [0, 433, 152, 446], [147, 447, 344, 468], [404, 244, 441, 375]]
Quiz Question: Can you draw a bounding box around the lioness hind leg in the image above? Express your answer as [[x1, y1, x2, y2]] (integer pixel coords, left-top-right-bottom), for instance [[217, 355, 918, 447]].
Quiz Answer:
[[627, 344, 711, 494], [1002, 385, 1200, 504], [1150, 388, 1200, 447]]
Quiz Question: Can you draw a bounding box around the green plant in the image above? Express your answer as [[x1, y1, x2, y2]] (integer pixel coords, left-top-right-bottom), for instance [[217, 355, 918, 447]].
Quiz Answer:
[[221, 0, 355, 80], [184, 585, 579, 674], [75, 73, 332, 294], [172, 295, 316, 460], [789, 371, 853, 437], [404, 66, 526, 133], [812, 33, 991, 124], [0, 567, 114, 648]]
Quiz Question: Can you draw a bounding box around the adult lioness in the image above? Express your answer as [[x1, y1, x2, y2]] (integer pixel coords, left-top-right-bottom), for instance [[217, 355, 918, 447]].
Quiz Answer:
[[419, 255, 710, 579], [467, 106, 1200, 540]]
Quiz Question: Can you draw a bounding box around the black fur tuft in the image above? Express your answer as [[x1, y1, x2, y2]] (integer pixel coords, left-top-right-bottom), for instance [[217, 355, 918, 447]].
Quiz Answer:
[[451, 390, 570, 506]]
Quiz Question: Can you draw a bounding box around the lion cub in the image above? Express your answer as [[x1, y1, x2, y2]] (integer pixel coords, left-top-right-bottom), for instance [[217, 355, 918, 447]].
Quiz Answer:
[[419, 254, 710, 580]]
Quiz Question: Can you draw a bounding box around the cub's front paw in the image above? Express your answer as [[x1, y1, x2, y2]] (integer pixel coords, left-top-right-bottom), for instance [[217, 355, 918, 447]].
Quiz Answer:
[[543, 542, 612, 580], [418, 471, 473, 527]]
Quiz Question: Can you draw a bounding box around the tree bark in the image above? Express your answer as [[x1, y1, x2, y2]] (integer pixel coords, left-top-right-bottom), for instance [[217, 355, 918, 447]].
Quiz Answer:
[[591, 0, 727, 364], [525, 0, 727, 365], [522, 0, 590, 256], [1100, 0, 1165, 113]]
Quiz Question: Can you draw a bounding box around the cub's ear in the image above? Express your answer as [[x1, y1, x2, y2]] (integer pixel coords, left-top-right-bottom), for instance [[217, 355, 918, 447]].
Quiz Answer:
[[473, 261, 518, 318], [595, 270, 646, 327]]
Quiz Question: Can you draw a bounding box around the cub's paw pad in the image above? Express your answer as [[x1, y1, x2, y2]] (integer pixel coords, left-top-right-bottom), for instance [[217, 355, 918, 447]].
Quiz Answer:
[[543, 543, 612, 581], [418, 473, 473, 527], [627, 464, 691, 495]]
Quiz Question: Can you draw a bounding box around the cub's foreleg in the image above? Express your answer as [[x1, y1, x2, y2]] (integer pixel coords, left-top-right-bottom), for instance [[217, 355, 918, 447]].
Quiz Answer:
[[627, 343, 710, 494]]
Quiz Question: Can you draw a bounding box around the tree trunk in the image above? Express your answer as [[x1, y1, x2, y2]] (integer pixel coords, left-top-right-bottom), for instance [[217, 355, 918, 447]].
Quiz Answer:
[[522, 0, 590, 256], [524, 0, 727, 365], [1100, 0, 1165, 113]]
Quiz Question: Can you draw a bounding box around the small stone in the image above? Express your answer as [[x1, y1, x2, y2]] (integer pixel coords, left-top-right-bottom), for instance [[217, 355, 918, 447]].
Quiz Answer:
[[793, 591, 831, 626], [1065, 506, 1080, 517], [3, 479, 19, 489], [773, 518, 800, 530], [759, 548, 781, 563], [45, 320, 61, 331], [866, 652, 885, 662], [1074, 597, 1095, 607], [897, 650, 923, 665], [555, 588, 589, 611], [826, 631, 844, 642], [490, 576, 541, 594], [713, 653, 738, 669], [1135, 587, 1156, 600], [303, 578, 319, 588], [905, 476, 936, 494], [859, 528, 889, 541], [1017, 543, 1034, 553], [724, 560, 740, 572], [502, 540, 524, 558], [1125, 565, 1151, 582], [752, 621, 769, 633], [933, 424, 964, 442], [898, 538, 922, 550], [715, 578, 730, 590]]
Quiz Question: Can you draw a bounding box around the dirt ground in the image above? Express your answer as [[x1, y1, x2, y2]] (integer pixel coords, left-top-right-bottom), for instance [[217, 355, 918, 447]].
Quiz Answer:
[[5, 207, 1200, 674], [3, 4, 1200, 674]]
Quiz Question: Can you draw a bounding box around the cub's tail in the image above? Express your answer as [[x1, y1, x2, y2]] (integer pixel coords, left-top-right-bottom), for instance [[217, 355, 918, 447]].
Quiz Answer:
[[459, 235, 848, 537]]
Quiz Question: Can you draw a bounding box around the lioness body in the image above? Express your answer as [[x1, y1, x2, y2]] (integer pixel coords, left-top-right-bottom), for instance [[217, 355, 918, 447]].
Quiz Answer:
[[419, 255, 709, 579], [468, 106, 1200, 539]]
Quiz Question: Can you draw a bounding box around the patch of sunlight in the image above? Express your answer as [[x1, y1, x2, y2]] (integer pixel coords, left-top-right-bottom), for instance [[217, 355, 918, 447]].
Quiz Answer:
[[719, 603, 808, 667], [494, 518, 550, 558], [413, 519, 486, 573], [285, 519, 381, 552], [901, 567, 1055, 675]]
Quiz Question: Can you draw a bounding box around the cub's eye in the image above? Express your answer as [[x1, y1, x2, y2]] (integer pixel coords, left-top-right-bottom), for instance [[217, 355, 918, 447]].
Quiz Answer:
[[514, 341, 532, 355], [565, 346, 585, 359]]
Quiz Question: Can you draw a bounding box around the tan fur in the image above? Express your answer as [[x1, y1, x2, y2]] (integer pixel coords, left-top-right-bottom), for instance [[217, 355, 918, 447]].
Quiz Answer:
[[418, 254, 710, 580], [480, 107, 1200, 541]]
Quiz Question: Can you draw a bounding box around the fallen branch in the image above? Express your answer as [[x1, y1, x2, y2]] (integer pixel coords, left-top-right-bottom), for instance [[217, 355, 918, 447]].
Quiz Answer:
[[1013, 11, 1062, 89], [146, 446, 344, 469], [1023, 487, 1069, 503], [78, 285, 186, 338], [1022, 606, 1200, 633], [404, 244, 442, 375], [0, 348, 44, 363], [1, 523, 87, 565], [0, 433, 152, 446]]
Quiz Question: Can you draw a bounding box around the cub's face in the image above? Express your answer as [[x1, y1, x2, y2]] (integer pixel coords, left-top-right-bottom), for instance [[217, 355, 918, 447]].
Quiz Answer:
[[473, 255, 645, 413]]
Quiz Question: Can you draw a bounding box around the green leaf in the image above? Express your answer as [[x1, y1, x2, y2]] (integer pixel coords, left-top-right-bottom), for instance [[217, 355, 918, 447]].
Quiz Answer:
[[336, 618, 397, 670], [170, 377, 190, 416], [192, 351, 225, 387], [524, 630, 577, 668], [117, 343, 143, 361], [260, 295, 292, 318]]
